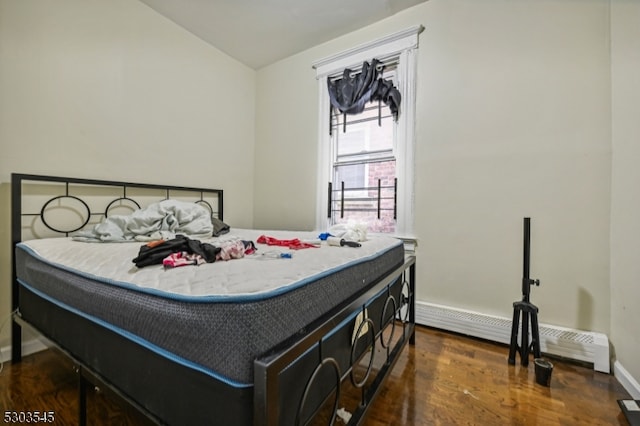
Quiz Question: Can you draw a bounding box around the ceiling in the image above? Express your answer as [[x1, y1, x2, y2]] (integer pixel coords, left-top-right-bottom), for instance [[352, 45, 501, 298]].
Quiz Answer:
[[138, 0, 427, 69]]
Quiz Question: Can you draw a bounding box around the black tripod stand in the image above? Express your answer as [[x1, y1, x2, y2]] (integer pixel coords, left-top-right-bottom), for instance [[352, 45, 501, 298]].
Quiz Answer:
[[508, 217, 541, 366]]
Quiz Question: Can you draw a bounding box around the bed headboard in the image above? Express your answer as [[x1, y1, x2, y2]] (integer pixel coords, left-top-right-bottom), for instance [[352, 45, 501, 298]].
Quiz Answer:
[[11, 173, 223, 245], [9, 173, 223, 362]]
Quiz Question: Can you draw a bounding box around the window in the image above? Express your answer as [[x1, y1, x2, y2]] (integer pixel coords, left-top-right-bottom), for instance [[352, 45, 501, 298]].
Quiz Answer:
[[330, 69, 397, 233], [313, 26, 423, 239]]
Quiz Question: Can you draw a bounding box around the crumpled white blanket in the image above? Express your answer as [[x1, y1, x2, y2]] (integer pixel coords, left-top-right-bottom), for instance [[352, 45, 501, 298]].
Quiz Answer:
[[72, 199, 213, 242], [328, 222, 368, 242]]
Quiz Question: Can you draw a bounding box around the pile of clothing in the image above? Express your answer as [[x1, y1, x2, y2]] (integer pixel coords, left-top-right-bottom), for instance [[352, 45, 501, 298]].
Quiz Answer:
[[132, 235, 255, 268]]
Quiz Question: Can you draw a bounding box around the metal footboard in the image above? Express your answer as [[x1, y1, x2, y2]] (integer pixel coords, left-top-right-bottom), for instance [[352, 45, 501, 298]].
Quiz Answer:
[[254, 256, 416, 425]]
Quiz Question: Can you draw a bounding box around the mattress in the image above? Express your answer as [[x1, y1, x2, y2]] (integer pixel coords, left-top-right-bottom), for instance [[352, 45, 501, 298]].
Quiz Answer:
[[15, 229, 404, 386]]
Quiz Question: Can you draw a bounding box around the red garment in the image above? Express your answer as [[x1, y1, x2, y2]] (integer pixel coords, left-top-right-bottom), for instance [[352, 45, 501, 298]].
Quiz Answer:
[[256, 235, 318, 250]]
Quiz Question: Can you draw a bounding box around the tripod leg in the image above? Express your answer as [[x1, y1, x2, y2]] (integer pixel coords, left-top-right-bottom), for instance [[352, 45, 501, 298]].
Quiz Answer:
[[508, 307, 520, 365], [521, 312, 530, 366], [530, 310, 541, 359]]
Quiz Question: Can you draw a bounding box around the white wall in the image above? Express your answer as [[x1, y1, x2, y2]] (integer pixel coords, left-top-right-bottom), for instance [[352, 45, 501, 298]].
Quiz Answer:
[[414, 0, 611, 335], [610, 0, 640, 396], [255, 0, 612, 334], [0, 0, 256, 349], [254, 63, 319, 231]]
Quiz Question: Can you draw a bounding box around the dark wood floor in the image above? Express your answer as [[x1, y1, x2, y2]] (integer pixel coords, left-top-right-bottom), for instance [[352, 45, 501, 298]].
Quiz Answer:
[[0, 325, 631, 425]]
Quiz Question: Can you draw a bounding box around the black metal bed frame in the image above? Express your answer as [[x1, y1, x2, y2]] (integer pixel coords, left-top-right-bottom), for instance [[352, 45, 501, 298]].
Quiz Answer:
[[10, 173, 416, 425]]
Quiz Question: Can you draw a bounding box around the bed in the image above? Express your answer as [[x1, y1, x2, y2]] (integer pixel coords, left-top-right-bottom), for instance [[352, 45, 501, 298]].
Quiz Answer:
[[10, 173, 416, 425]]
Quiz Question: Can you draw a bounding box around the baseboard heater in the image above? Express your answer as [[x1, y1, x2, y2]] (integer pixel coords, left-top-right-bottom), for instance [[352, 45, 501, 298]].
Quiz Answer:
[[416, 301, 610, 373]]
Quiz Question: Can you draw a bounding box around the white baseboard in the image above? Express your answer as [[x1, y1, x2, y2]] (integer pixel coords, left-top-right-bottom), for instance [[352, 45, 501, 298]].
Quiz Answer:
[[415, 301, 610, 373], [614, 361, 640, 399], [0, 338, 50, 364]]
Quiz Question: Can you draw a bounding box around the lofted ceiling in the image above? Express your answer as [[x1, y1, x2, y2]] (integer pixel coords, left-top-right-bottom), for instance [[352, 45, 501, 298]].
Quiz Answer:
[[137, 0, 428, 69]]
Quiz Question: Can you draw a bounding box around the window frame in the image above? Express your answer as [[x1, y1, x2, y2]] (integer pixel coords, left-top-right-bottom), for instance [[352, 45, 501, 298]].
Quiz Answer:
[[312, 25, 423, 239]]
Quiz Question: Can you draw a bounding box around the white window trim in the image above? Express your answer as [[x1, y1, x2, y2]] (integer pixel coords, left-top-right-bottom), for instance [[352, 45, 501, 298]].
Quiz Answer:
[[312, 25, 423, 239]]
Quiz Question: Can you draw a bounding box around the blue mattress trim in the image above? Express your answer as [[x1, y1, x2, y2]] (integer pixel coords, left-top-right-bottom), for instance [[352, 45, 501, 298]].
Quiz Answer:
[[16, 240, 402, 304], [18, 279, 253, 389]]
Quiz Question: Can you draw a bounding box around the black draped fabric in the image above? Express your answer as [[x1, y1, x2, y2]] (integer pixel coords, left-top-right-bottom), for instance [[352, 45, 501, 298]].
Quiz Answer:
[[327, 59, 401, 133]]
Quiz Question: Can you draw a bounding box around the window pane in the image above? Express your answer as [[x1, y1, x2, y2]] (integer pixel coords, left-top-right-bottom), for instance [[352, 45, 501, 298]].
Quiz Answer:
[[333, 104, 394, 160], [331, 159, 396, 233], [335, 163, 366, 191], [335, 126, 368, 157]]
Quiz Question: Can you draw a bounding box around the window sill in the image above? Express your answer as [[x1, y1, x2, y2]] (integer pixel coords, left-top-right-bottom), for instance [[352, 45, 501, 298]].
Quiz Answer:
[[368, 232, 417, 254]]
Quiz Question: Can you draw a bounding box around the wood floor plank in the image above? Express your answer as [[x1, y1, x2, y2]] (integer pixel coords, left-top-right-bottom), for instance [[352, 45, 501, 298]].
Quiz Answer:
[[0, 325, 631, 425]]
